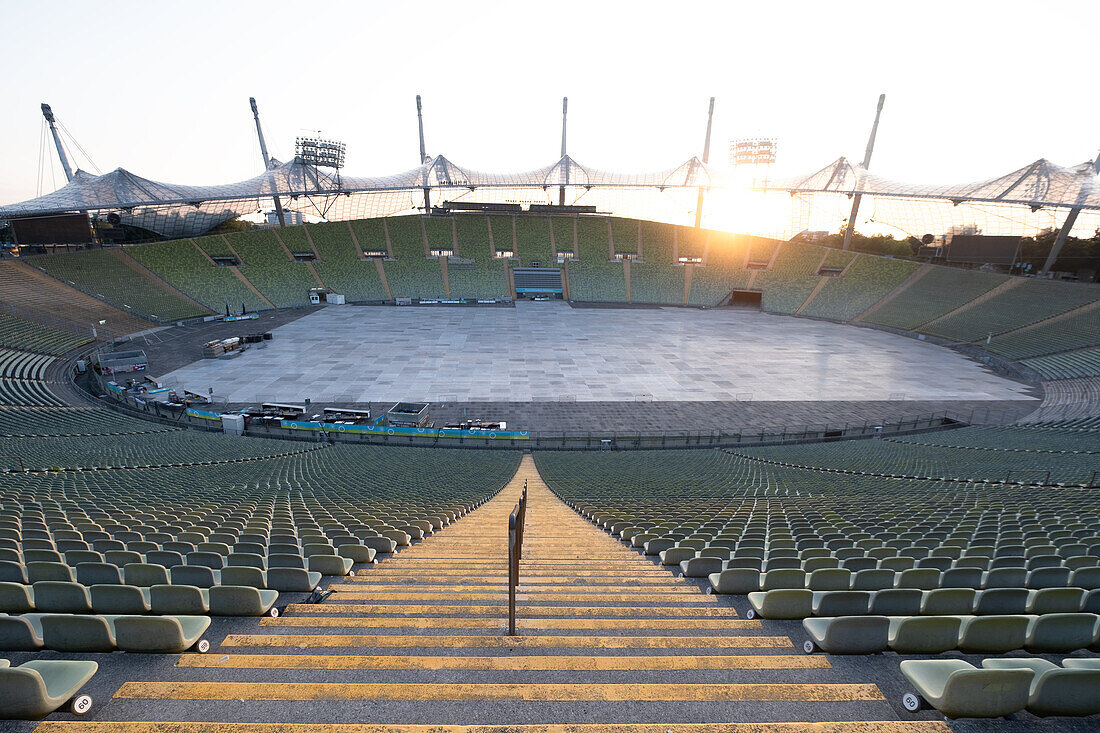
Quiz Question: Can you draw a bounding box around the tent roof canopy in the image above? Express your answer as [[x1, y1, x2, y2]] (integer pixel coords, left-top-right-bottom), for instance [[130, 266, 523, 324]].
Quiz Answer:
[[762, 156, 1100, 211], [0, 154, 712, 219]]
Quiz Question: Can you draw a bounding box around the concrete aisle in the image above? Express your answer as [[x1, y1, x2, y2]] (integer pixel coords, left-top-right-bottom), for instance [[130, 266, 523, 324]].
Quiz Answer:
[[36, 456, 948, 733]]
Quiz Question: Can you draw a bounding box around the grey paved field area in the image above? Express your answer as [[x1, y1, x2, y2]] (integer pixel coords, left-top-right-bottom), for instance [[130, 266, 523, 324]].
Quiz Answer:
[[159, 302, 1034, 406]]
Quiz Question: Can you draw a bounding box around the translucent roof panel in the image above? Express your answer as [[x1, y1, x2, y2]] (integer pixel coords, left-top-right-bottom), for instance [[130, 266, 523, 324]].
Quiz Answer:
[[0, 154, 713, 221], [764, 156, 1100, 210]]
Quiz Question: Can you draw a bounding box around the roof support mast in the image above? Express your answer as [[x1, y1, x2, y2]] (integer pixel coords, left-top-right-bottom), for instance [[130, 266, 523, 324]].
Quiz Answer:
[[1040, 152, 1099, 276], [694, 97, 715, 229], [417, 95, 431, 212], [559, 97, 568, 206], [842, 93, 885, 251], [249, 97, 286, 228], [40, 104, 74, 183]]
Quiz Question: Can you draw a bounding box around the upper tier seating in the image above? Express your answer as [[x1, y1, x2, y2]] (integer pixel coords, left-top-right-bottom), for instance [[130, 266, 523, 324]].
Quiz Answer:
[[566, 217, 626, 302], [129, 240, 269, 313], [306, 222, 389, 302], [379, 217, 446, 299], [864, 266, 1007, 330], [800, 254, 919, 321], [31, 250, 208, 322]]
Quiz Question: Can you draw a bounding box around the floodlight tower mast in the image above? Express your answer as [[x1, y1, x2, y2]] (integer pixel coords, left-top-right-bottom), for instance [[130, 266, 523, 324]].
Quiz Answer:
[[416, 95, 431, 212], [1040, 152, 1099, 275], [842, 93, 885, 251], [559, 97, 569, 206], [694, 97, 715, 229], [40, 103, 74, 183], [250, 97, 286, 228]]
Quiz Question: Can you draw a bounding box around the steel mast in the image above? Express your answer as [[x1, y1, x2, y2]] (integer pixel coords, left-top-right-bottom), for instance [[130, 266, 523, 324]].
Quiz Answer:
[[416, 95, 431, 212], [559, 97, 569, 206], [1040, 152, 1099, 276], [249, 97, 286, 228], [842, 93, 885, 251], [694, 97, 715, 229], [40, 103, 74, 182]]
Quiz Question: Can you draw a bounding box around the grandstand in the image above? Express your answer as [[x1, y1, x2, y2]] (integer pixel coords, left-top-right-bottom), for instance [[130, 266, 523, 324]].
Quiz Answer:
[[305, 221, 390, 302], [2, 219, 1100, 730], [31, 249, 209, 322]]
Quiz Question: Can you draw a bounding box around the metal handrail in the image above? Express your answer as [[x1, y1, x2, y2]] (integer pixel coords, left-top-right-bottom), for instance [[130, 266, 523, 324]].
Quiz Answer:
[[507, 479, 528, 636]]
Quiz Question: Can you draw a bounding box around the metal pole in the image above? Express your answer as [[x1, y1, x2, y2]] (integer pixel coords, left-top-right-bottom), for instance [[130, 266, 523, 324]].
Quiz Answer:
[[41, 103, 74, 182], [559, 97, 569, 206], [842, 94, 885, 251], [417, 95, 431, 212], [249, 97, 286, 228], [694, 96, 715, 229], [1042, 152, 1099, 275]]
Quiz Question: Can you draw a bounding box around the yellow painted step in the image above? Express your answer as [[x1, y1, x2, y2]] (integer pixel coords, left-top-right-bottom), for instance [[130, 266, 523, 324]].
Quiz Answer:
[[177, 654, 831, 670], [260, 617, 759, 630], [221, 634, 792, 649], [36, 723, 953, 733], [284, 604, 735, 617], [114, 681, 885, 702]]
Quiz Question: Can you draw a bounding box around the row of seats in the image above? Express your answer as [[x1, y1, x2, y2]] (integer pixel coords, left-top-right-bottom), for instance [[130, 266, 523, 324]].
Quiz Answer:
[[708, 566, 1100, 594], [0, 612, 210, 653], [0, 580, 279, 616], [802, 612, 1100, 655], [900, 658, 1100, 718], [2, 555, 341, 585], [742, 586, 1100, 620]]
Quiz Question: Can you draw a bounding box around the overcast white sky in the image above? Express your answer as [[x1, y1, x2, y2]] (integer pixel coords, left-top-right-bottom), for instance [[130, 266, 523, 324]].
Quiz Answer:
[[2, 0, 1097, 207]]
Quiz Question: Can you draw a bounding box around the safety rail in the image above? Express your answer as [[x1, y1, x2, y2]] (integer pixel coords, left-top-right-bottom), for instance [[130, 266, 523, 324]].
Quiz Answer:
[[507, 478, 528, 636]]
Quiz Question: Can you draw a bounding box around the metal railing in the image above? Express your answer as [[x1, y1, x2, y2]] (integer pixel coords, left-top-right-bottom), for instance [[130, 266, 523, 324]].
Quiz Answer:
[[507, 479, 528, 636]]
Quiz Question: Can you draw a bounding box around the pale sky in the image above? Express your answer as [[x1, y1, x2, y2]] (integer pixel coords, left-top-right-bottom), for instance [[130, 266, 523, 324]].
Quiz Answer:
[[2, 0, 1098, 207]]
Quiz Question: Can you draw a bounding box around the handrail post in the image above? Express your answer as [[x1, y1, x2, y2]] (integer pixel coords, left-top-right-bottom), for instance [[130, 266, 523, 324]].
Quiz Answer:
[[507, 481, 528, 636]]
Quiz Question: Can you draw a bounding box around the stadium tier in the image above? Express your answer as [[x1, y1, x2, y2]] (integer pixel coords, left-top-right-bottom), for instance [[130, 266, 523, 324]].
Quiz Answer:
[[564, 216, 628, 302], [754, 241, 827, 313], [923, 279, 1100, 342], [800, 254, 920, 321], [305, 221, 390, 301], [0, 261, 151, 337], [449, 214, 508, 299], [512, 215, 553, 266], [129, 239, 270, 313], [630, 221, 685, 305], [863, 265, 1008, 330], [989, 306, 1100, 359], [31, 249, 210, 322], [686, 230, 753, 306], [222, 230, 319, 308], [378, 216, 446, 299]]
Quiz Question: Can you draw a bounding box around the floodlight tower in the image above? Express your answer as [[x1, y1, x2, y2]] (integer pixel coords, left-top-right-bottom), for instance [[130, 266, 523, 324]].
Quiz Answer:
[[40, 103, 74, 183], [694, 97, 715, 229], [416, 95, 431, 212], [1040, 151, 1100, 275], [559, 97, 569, 206], [249, 97, 286, 228], [842, 93, 885, 251]]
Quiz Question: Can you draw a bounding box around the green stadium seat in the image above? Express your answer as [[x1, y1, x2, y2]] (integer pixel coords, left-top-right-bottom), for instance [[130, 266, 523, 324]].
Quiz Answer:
[[981, 658, 1100, 717], [89, 584, 151, 614], [900, 659, 1033, 718], [746, 589, 813, 619], [113, 614, 211, 653], [888, 615, 961, 653], [802, 615, 888, 654], [0, 659, 97, 719]]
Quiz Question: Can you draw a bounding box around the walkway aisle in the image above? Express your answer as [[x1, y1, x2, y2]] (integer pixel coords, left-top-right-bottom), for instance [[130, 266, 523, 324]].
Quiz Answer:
[[37, 455, 948, 733]]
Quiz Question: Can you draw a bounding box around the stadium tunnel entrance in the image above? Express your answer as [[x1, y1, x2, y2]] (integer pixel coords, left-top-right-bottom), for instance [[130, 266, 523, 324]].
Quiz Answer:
[[513, 266, 564, 300]]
